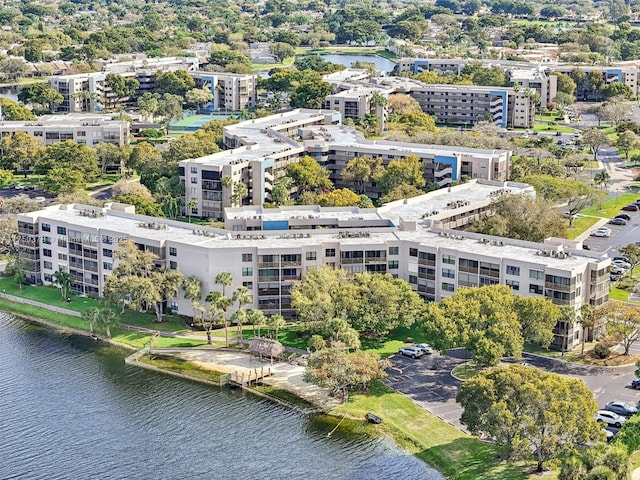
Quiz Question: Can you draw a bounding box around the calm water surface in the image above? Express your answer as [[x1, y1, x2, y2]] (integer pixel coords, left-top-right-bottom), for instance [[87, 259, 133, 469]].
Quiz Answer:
[[0, 314, 443, 480], [319, 55, 397, 75]]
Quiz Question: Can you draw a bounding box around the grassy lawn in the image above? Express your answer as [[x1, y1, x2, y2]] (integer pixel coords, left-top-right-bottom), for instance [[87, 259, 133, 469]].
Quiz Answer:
[[451, 362, 482, 381], [609, 265, 640, 303], [0, 277, 101, 314], [333, 381, 528, 480], [532, 123, 574, 133], [252, 384, 315, 409], [580, 193, 639, 218], [565, 216, 601, 239], [252, 56, 295, 70], [137, 354, 223, 381], [535, 113, 560, 122]]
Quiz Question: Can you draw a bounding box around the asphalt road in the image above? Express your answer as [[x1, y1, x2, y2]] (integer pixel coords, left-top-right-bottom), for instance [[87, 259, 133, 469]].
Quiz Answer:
[[385, 349, 639, 435]]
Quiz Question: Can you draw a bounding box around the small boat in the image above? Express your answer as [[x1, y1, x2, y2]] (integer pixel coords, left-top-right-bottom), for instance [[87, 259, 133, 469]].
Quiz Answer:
[[365, 413, 383, 424]]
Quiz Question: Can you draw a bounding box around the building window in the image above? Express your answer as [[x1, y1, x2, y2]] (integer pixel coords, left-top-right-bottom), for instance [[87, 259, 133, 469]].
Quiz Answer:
[[506, 279, 520, 291], [42, 236, 52, 245], [529, 284, 543, 295], [529, 269, 544, 280], [325, 248, 336, 257], [103, 262, 113, 270], [242, 253, 253, 262], [170, 301, 179, 311], [103, 249, 113, 258], [242, 267, 253, 276], [57, 226, 66, 235], [43, 261, 52, 270], [43, 249, 52, 257], [388, 260, 399, 269], [389, 246, 399, 255], [243, 281, 253, 290], [44, 274, 53, 282], [442, 254, 455, 265], [442, 282, 455, 292], [169, 261, 177, 270], [191, 166, 198, 174], [306, 252, 317, 261], [169, 247, 177, 257], [191, 177, 198, 184], [409, 275, 418, 284], [409, 248, 418, 257], [442, 268, 455, 278], [42, 223, 51, 232], [58, 253, 67, 261], [506, 265, 520, 276]]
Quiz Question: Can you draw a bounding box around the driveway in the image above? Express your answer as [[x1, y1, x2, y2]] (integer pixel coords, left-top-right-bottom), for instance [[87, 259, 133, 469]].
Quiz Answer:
[[385, 349, 640, 433]]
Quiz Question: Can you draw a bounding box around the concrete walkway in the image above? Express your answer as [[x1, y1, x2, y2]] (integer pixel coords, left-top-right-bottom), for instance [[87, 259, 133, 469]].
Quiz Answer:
[[632, 468, 640, 480], [150, 348, 341, 411]]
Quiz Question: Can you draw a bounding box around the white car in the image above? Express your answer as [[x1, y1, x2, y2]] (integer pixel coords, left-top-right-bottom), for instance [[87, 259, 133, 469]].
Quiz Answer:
[[591, 228, 611, 238], [613, 260, 632, 270], [414, 343, 433, 354], [595, 410, 627, 428], [398, 346, 424, 359], [563, 212, 578, 220]]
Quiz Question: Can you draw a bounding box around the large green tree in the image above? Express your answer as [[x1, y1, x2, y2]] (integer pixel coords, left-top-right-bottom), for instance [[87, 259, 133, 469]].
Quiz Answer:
[[0, 98, 36, 120], [581, 127, 609, 161], [103, 240, 183, 323], [457, 365, 602, 473], [285, 156, 332, 194], [17, 83, 63, 112], [0, 131, 41, 177], [38, 140, 100, 181], [375, 154, 425, 193]]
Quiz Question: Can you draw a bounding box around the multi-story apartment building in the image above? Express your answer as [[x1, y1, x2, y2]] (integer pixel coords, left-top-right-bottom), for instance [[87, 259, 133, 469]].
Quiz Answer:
[[0, 113, 129, 147], [17, 187, 610, 351], [395, 58, 559, 107], [190, 72, 257, 112], [178, 110, 512, 219], [548, 65, 639, 100], [322, 85, 393, 128], [49, 57, 200, 113]]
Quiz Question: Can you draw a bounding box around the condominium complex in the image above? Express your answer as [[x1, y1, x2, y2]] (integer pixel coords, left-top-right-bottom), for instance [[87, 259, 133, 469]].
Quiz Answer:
[[0, 114, 129, 147], [321, 69, 536, 128], [396, 57, 640, 103], [47, 57, 255, 114], [178, 109, 512, 219], [191, 72, 257, 112], [17, 184, 610, 351]]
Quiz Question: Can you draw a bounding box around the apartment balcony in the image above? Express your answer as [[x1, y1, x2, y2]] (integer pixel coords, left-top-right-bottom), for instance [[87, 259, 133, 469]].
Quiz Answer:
[[70, 261, 84, 269], [340, 258, 364, 265], [258, 275, 280, 282], [434, 167, 453, 178], [417, 285, 435, 294], [281, 260, 301, 267], [418, 258, 436, 266], [83, 251, 98, 260], [418, 272, 436, 280], [544, 282, 573, 293], [365, 257, 386, 264], [258, 262, 280, 268]]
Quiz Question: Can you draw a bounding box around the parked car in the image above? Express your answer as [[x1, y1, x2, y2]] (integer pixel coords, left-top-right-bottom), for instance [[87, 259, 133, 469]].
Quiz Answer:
[[582, 244, 591, 250], [631, 379, 640, 390], [398, 346, 424, 359], [595, 410, 627, 428], [609, 218, 627, 226], [563, 212, 578, 219], [591, 227, 611, 237], [603, 428, 615, 442], [613, 256, 630, 263], [613, 259, 632, 269], [414, 343, 433, 354], [611, 274, 623, 282], [622, 205, 640, 211], [605, 401, 638, 418], [615, 214, 631, 221]]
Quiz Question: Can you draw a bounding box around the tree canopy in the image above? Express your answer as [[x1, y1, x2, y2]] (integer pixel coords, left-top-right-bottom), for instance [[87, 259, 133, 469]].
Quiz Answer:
[[457, 365, 602, 473]]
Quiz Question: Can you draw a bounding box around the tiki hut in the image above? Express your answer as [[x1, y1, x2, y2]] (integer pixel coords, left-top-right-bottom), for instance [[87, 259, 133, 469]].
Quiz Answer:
[[249, 338, 285, 363]]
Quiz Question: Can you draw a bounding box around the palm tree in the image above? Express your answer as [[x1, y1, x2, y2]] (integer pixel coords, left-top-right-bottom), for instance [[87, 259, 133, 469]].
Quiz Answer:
[[182, 275, 202, 319], [247, 309, 266, 337], [97, 308, 117, 339], [231, 181, 248, 207], [53, 269, 73, 300], [232, 286, 253, 343], [230, 309, 247, 346], [221, 176, 232, 207], [82, 307, 100, 335], [268, 314, 286, 339], [214, 271, 234, 346], [186, 197, 197, 223], [205, 290, 232, 346]]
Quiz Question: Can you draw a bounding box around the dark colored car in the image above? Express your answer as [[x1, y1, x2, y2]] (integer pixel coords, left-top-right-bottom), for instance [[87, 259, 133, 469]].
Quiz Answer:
[[605, 401, 638, 418], [631, 379, 640, 390], [609, 218, 627, 225], [615, 214, 631, 221], [622, 205, 640, 211], [583, 244, 591, 250]]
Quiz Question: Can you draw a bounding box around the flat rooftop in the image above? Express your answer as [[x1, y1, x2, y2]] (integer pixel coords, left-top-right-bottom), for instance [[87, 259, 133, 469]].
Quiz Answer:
[[0, 114, 126, 127], [322, 69, 370, 84], [23, 204, 606, 270]]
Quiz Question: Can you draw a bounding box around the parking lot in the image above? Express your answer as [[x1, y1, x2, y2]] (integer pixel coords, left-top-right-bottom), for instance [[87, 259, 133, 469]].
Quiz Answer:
[[385, 349, 640, 436], [583, 209, 640, 255]]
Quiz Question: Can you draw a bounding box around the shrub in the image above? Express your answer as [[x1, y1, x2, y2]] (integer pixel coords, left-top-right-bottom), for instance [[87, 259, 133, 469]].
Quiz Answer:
[[594, 342, 611, 359], [406, 337, 415, 343], [613, 414, 640, 454]]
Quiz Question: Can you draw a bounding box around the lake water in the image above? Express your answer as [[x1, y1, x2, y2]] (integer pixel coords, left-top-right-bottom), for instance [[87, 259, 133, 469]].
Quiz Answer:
[[0, 86, 20, 102], [0, 314, 443, 480], [319, 54, 397, 75]]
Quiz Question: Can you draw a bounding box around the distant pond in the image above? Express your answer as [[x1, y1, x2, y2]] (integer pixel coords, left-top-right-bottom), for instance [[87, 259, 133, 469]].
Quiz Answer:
[[319, 54, 397, 75]]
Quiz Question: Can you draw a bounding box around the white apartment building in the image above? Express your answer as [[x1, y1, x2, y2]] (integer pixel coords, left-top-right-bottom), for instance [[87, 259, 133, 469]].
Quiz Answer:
[[0, 114, 129, 147], [190, 72, 257, 112], [178, 110, 512, 219], [49, 57, 200, 112], [17, 194, 610, 351]]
